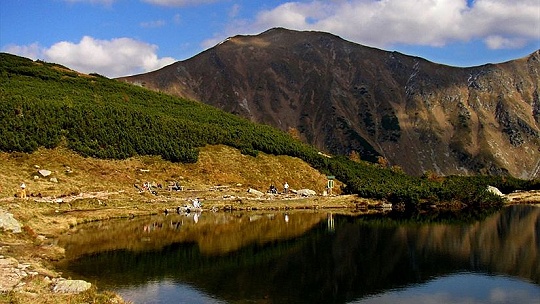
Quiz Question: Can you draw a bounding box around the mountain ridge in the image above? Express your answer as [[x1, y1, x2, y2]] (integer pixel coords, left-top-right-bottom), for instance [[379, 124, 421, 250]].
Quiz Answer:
[[121, 28, 540, 178]]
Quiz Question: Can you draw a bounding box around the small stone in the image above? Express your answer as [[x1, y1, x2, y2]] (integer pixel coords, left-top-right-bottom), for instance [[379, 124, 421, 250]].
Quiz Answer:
[[15, 282, 26, 288], [38, 169, 52, 177], [19, 291, 38, 298], [17, 263, 30, 269]]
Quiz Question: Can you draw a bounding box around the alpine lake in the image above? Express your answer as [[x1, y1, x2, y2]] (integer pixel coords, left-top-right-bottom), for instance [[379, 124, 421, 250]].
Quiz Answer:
[[55, 205, 540, 304]]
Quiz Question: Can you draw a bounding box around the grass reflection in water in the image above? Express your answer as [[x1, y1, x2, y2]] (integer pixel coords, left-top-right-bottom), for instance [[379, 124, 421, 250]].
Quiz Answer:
[[57, 206, 540, 304]]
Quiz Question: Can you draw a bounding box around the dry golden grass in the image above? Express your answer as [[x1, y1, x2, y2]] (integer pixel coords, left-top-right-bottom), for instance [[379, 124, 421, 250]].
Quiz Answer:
[[0, 145, 336, 201], [0, 145, 359, 241]]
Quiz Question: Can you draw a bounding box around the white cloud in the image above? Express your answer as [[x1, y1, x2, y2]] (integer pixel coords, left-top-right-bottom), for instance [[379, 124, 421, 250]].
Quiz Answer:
[[4, 36, 176, 78], [3, 43, 43, 60], [173, 13, 182, 24], [484, 35, 527, 49], [142, 0, 218, 7], [229, 4, 241, 19], [223, 0, 540, 50], [140, 20, 167, 28]]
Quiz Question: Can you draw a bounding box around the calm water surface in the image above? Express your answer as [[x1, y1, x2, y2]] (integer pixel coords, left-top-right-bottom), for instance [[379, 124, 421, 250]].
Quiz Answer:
[[56, 205, 540, 304]]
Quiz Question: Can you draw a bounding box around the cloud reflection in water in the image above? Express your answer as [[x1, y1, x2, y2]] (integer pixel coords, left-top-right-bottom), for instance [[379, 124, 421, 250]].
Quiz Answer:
[[352, 272, 539, 304]]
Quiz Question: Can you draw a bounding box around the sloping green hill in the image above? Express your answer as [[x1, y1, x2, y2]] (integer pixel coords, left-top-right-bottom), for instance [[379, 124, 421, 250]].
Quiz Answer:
[[0, 52, 310, 162], [1, 53, 535, 207]]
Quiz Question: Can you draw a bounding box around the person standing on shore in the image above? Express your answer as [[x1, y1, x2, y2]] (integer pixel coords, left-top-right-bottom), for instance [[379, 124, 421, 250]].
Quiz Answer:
[[283, 182, 289, 194], [20, 182, 27, 199]]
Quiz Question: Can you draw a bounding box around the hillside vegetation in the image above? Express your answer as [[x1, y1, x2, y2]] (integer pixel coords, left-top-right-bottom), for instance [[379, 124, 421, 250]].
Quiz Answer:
[[1, 53, 537, 208]]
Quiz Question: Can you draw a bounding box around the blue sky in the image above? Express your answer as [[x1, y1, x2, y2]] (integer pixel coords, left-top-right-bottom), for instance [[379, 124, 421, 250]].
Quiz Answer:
[[1, 0, 539, 77]]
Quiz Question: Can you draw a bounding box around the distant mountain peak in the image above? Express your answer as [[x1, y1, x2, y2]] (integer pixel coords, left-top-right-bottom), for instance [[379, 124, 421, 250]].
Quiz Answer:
[[120, 29, 540, 178]]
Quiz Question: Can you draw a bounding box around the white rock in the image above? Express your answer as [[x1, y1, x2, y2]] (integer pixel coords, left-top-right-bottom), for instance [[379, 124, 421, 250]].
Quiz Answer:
[[487, 185, 505, 197], [297, 189, 317, 197], [0, 210, 22, 233], [53, 279, 91, 293], [38, 169, 52, 177], [247, 188, 264, 197]]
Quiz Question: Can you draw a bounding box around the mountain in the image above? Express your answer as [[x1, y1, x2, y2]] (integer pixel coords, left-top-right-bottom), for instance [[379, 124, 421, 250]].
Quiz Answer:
[[119, 28, 540, 179], [3, 52, 537, 206]]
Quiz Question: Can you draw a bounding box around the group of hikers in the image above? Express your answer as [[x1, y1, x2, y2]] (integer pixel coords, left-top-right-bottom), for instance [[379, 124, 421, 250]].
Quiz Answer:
[[134, 181, 184, 195], [136, 180, 292, 196], [269, 182, 289, 194], [134, 181, 160, 195]]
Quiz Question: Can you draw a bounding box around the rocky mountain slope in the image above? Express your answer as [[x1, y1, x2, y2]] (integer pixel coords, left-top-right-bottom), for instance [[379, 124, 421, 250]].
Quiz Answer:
[[120, 28, 540, 178]]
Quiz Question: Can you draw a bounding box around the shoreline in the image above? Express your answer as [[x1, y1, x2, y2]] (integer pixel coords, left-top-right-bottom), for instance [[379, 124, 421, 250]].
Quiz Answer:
[[0, 190, 374, 304], [1, 189, 539, 303]]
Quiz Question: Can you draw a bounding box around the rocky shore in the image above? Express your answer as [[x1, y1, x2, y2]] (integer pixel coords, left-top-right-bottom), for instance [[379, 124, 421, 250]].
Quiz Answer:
[[1, 186, 538, 303], [0, 187, 367, 304]]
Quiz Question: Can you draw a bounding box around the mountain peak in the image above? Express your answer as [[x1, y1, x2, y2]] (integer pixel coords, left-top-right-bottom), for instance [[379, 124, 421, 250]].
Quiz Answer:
[[120, 29, 540, 178]]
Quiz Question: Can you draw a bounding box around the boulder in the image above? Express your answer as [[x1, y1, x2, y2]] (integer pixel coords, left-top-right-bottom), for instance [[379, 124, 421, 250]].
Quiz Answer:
[[297, 189, 317, 197], [38, 169, 52, 177], [247, 188, 264, 197], [53, 279, 91, 294], [487, 185, 505, 197], [0, 209, 22, 233]]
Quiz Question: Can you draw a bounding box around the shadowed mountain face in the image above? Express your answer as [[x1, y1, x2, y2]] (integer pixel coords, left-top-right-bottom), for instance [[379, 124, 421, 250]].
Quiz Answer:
[[120, 28, 540, 178]]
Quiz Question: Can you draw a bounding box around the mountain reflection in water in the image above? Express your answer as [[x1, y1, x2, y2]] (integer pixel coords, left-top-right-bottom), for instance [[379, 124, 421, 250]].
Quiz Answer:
[[56, 206, 540, 304]]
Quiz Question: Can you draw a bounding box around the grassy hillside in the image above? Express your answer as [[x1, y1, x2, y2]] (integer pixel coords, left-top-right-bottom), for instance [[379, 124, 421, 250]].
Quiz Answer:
[[1, 53, 537, 208], [0, 53, 308, 162], [0, 145, 334, 203]]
